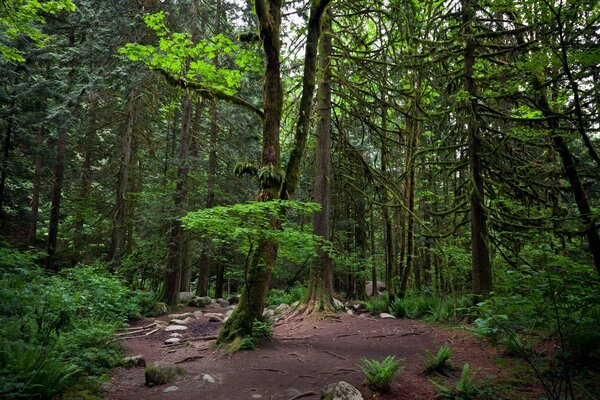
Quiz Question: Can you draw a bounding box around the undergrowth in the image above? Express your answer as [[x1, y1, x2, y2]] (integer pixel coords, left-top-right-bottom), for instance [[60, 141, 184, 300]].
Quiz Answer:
[[360, 355, 403, 393], [0, 247, 156, 399]]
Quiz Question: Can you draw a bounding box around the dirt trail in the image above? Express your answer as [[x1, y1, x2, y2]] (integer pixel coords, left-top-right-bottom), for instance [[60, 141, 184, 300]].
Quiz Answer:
[[108, 309, 536, 400]]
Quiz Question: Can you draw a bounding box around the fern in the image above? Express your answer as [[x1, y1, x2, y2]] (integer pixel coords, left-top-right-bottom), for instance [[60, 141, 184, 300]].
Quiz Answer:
[[359, 355, 403, 392], [423, 343, 452, 374]]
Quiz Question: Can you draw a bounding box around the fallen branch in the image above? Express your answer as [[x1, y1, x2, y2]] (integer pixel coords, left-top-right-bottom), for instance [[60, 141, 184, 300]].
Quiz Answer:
[[145, 328, 160, 336], [319, 350, 346, 360], [251, 368, 287, 374], [288, 391, 318, 400], [174, 355, 204, 364]]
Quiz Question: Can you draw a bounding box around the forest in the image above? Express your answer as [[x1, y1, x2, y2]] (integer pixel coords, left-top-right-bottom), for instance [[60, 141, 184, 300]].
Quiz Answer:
[[1, 0, 599, 399]]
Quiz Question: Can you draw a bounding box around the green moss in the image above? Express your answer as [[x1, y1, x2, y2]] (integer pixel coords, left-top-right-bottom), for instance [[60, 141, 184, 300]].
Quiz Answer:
[[144, 363, 186, 386]]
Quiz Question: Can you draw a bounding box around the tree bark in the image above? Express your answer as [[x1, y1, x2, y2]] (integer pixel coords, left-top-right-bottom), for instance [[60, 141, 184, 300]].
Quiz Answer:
[[463, 0, 493, 299], [218, 0, 283, 344], [29, 126, 44, 246], [303, 12, 333, 312], [110, 88, 139, 267]]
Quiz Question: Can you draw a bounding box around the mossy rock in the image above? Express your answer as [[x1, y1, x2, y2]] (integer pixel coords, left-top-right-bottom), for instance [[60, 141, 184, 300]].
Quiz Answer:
[[144, 363, 186, 386]]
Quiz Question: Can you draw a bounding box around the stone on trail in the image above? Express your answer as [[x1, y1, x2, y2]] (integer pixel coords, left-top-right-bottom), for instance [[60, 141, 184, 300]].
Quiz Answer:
[[262, 309, 275, 323], [284, 388, 301, 397], [346, 309, 353, 315], [203, 374, 216, 384], [321, 381, 363, 400], [380, 313, 395, 319], [170, 318, 188, 325], [333, 298, 345, 310], [178, 291, 194, 303], [165, 325, 188, 332], [226, 309, 234, 317], [189, 296, 213, 307], [169, 332, 182, 338], [121, 355, 146, 368], [193, 310, 203, 319], [145, 363, 186, 386], [163, 386, 179, 393], [204, 313, 224, 322], [165, 337, 181, 345], [170, 312, 194, 320], [251, 394, 263, 399]]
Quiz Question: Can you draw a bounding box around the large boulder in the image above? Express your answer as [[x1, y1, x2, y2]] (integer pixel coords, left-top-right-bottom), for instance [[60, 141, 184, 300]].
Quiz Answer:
[[365, 281, 386, 297], [121, 355, 146, 368], [262, 309, 275, 323], [227, 295, 240, 305], [178, 292, 194, 304], [321, 381, 363, 400], [274, 303, 291, 316], [204, 313, 224, 322]]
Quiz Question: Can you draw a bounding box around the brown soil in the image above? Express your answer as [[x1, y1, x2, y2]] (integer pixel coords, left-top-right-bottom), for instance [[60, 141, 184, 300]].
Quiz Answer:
[[107, 308, 539, 400]]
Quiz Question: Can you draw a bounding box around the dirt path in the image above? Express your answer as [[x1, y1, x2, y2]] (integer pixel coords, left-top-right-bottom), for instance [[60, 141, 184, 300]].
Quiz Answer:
[[108, 309, 537, 400]]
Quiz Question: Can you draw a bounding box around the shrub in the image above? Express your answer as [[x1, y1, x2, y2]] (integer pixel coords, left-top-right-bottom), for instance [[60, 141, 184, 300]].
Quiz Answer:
[[423, 343, 452, 374], [388, 298, 406, 317], [432, 363, 478, 399], [360, 355, 403, 392], [252, 318, 272, 338], [266, 286, 306, 306], [363, 293, 390, 314], [144, 363, 186, 386]]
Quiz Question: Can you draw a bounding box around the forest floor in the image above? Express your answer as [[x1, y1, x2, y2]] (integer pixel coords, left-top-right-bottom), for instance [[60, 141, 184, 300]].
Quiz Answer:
[[107, 305, 541, 400]]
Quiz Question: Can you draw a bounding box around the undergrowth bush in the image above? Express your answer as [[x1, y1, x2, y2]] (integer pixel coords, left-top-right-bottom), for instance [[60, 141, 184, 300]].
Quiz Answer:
[[0, 247, 156, 399], [266, 285, 306, 306]]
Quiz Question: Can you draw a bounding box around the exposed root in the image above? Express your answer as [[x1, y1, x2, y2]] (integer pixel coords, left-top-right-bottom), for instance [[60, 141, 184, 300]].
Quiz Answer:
[[287, 391, 318, 400]]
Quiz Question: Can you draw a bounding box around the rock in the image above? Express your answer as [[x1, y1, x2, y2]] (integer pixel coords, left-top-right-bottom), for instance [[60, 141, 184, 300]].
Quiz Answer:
[[380, 313, 395, 319], [251, 395, 263, 399], [121, 355, 146, 368], [193, 310, 204, 319], [321, 381, 363, 400], [169, 333, 182, 338], [204, 313, 224, 322], [178, 291, 194, 303], [170, 318, 188, 325], [170, 312, 195, 320], [284, 388, 301, 397], [226, 305, 236, 311], [346, 310, 353, 315], [154, 302, 168, 315], [274, 303, 291, 316], [163, 386, 179, 393], [189, 296, 213, 307], [227, 295, 240, 305], [333, 298, 345, 310], [291, 301, 300, 309], [203, 374, 216, 384], [262, 309, 275, 323], [226, 309, 234, 317], [165, 337, 181, 345], [155, 319, 169, 329], [145, 363, 186, 386], [165, 325, 188, 332], [365, 281, 386, 297], [215, 299, 230, 307]]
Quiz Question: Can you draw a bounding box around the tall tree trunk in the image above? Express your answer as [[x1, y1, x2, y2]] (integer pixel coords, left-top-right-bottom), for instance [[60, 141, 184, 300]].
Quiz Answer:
[[304, 12, 333, 312], [197, 0, 222, 296], [0, 95, 15, 232], [218, 0, 283, 344], [29, 126, 44, 246], [463, 0, 492, 299], [354, 197, 368, 300], [110, 88, 139, 267], [45, 124, 67, 271], [279, 0, 331, 200], [164, 92, 193, 305]]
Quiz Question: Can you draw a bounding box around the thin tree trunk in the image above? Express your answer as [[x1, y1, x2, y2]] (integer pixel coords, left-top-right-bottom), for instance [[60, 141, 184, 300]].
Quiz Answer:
[[0, 96, 15, 232], [110, 88, 138, 267], [45, 124, 67, 271], [463, 0, 493, 299], [29, 126, 44, 246]]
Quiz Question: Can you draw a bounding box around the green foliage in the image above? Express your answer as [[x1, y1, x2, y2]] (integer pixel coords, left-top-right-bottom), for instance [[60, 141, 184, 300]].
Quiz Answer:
[[0, 248, 157, 399], [388, 297, 406, 318], [238, 337, 257, 351], [184, 200, 322, 267], [251, 318, 272, 339], [364, 296, 389, 314], [266, 286, 306, 306], [360, 355, 403, 392], [118, 12, 261, 95], [423, 343, 453, 375], [0, 0, 75, 61], [432, 363, 478, 400]]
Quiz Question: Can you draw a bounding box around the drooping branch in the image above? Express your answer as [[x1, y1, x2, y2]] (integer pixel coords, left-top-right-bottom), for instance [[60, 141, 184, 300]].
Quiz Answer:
[[154, 68, 265, 120]]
